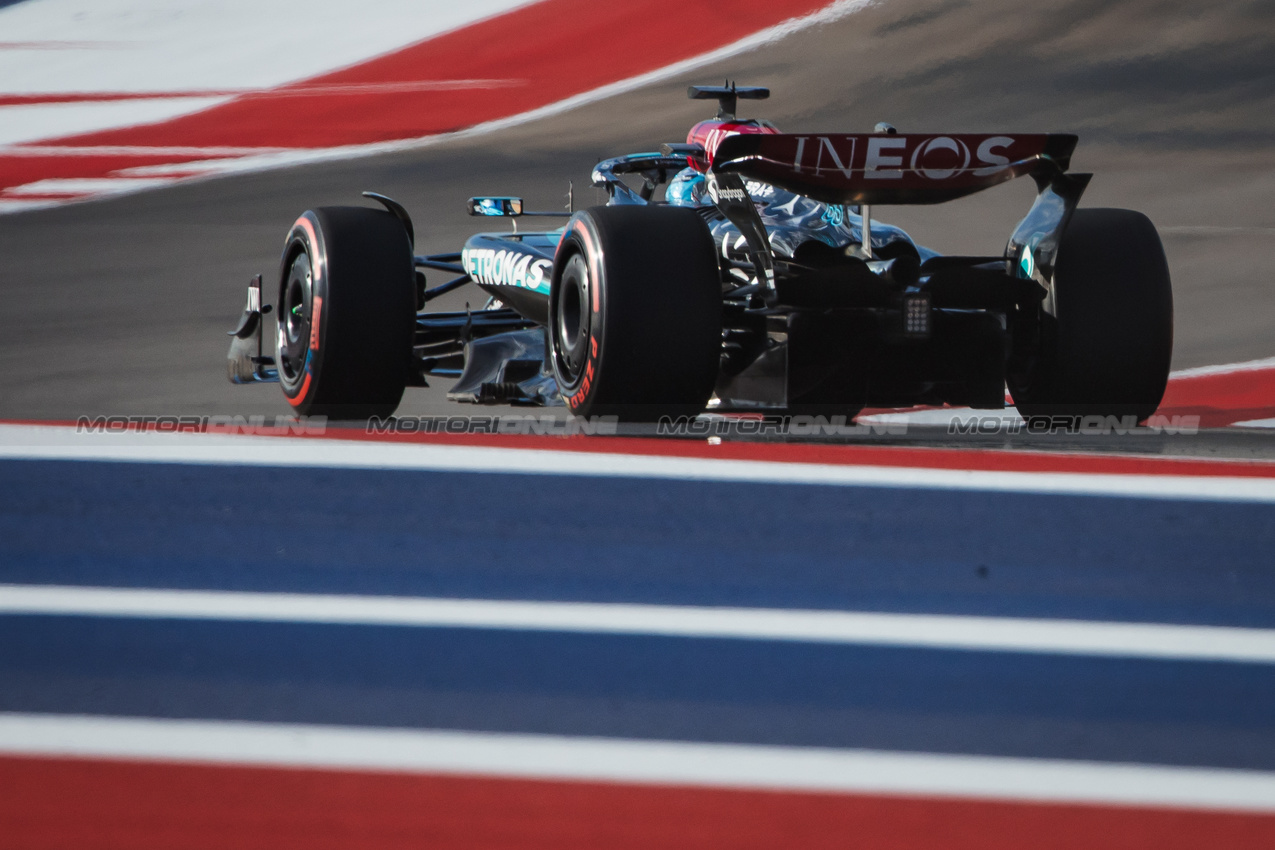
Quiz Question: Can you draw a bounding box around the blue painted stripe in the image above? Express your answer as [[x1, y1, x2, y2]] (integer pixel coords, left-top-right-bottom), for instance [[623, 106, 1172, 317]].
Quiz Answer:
[[2, 615, 1274, 770], [2, 460, 1273, 626]]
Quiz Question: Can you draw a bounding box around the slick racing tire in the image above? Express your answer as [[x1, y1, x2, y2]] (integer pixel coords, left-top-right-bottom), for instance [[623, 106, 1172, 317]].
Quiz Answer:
[[1009, 208, 1173, 423], [549, 205, 722, 421], [276, 206, 416, 420]]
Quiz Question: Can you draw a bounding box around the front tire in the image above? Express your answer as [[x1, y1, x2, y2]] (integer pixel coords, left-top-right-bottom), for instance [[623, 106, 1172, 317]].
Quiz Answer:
[[549, 205, 722, 421], [276, 206, 415, 420], [1009, 208, 1173, 422]]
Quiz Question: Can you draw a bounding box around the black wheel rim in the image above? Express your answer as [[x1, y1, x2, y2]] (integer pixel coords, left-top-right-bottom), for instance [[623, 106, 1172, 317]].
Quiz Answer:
[[279, 250, 312, 387], [554, 253, 591, 385]]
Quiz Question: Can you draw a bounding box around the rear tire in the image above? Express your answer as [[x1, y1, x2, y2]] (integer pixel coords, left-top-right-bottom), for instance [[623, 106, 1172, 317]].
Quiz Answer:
[[276, 206, 416, 420], [549, 205, 721, 421], [1009, 208, 1173, 422]]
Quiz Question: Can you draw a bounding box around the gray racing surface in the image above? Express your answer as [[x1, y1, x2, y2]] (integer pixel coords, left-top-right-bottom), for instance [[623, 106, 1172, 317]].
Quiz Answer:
[[1, 0, 1271, 438]]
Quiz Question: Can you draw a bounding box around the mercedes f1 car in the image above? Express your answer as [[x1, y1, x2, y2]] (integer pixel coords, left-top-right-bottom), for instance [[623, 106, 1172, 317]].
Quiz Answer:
[[228, 84, 1173, 423]]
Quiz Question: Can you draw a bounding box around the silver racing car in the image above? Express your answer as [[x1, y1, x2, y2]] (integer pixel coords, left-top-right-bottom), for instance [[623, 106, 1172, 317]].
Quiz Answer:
[[228, 84, 1173, 423]]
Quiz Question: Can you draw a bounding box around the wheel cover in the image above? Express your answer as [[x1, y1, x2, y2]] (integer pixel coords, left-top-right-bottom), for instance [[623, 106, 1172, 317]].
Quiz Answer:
[[278, 249, 313, 389], [552, 252, 591, 387]]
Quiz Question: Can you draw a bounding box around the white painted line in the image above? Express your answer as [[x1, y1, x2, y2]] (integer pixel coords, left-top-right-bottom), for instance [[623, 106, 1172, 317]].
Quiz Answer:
[[857, 407, 1207, 431], [3, 177, 178, 196], [2, 713, 1273, 812], [0, 97, 235, 147], [111, 161, 252, 178], [1170, 357, 1275, 379], [858, 408, 1025, 427], [0, 199, 61, 213], [0, 145, 293, 157], [1235, 418, 1275, 429], [1159, 226, 1275, 236], [4, 584, 1275, 664], [1, 424, 1273, 502], [0, 1, 539, 94], [0, 79, 521, 102]]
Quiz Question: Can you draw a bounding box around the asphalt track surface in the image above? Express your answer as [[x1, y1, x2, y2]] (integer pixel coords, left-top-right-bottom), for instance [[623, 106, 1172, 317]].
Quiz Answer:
[[1, 0, 1272, 428], [3, 1, 1275, 847]]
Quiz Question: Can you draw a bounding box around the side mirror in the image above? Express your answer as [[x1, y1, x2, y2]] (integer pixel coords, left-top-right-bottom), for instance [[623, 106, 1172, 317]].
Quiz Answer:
[[467, 197, 523, 217]]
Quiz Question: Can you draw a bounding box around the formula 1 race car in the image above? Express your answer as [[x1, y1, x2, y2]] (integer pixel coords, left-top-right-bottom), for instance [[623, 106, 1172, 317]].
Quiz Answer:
[[228, 84, 1173, 423]]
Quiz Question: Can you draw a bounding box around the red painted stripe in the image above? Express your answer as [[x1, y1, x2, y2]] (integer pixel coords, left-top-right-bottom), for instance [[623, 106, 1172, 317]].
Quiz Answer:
[[0, 82, 520, 107], [0, 92, 230, 106], [1159, 367, 1275, 428], [1, 756, 1272, 850], [49, 0, 831, 150], [2, 0, 833, 196], [0, 192, 95, 202]]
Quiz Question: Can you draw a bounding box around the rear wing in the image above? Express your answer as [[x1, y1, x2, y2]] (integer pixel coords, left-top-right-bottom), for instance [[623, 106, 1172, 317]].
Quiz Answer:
[[711, 132, 1078, 205]]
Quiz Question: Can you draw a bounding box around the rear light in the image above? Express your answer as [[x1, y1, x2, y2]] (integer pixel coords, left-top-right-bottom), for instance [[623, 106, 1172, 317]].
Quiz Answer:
[[903, 292, 932, 339]]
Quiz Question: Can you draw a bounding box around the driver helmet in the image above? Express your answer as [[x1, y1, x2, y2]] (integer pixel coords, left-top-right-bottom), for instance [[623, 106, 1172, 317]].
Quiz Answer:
[[665, 167, 709, 207]]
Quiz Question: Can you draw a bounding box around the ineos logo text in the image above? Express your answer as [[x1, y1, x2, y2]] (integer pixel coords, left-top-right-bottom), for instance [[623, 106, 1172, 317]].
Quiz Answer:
[[785, 134, 1023, 181], [910, 136, 970, 180]]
